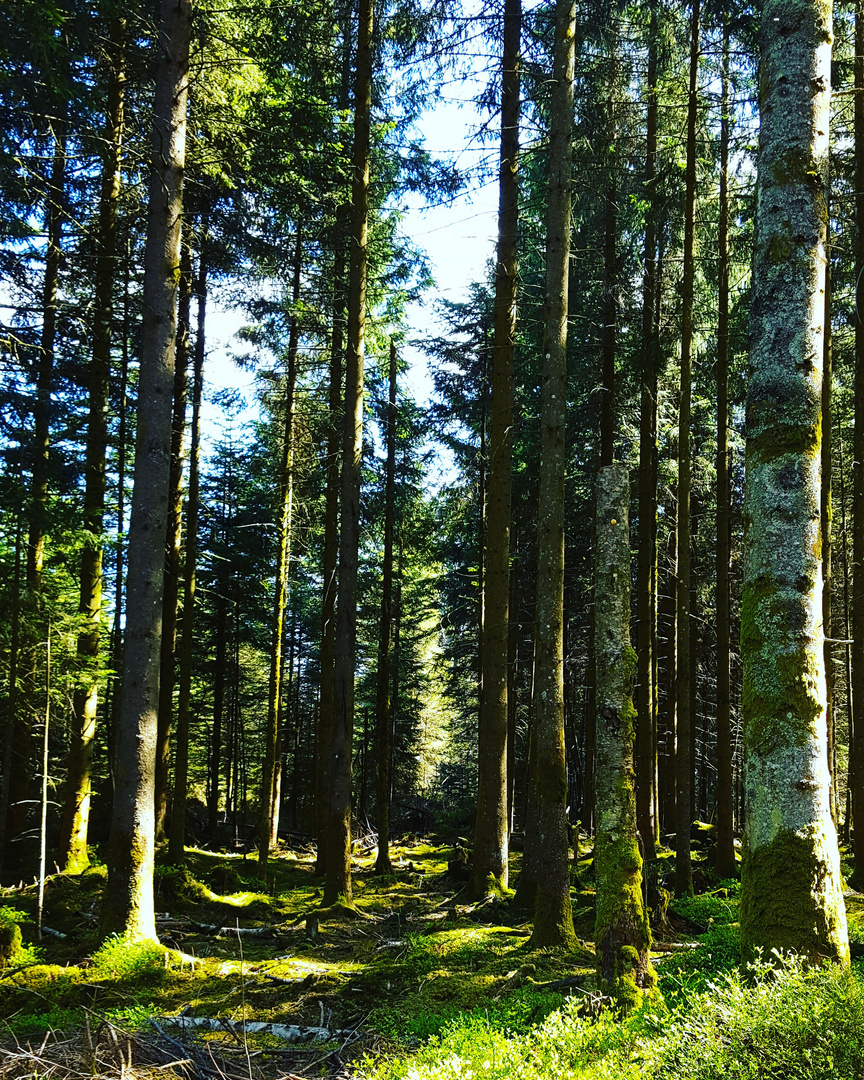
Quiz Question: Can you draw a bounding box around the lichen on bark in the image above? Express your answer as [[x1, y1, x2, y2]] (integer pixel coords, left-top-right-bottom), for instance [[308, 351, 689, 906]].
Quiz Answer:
[[741, 0, 848, 965], [593, 464, 653, 1005]]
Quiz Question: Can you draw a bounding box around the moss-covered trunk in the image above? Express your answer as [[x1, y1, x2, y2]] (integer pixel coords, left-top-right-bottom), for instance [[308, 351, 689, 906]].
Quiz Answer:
[[740, 0, 847, 964], [594, 464, 653, 1006], [529, 0, 576, 948]]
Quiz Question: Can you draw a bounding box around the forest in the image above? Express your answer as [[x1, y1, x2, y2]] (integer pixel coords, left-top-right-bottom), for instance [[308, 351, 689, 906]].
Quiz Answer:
[[2, 0, 864, 1075]]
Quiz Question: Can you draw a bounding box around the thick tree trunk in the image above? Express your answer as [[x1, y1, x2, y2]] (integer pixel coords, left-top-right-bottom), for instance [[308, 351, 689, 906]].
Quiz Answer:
[[594, 464, 653, 1007], [675, 0, 700, 897], [58, 17, 125, 873], [375, 341, 398, 874], [323, 0, 374, 907], [636, 6, 658, 864], [471, 0, 520, 899], [101, 0, 191, 941], [740, 0, 848, 963], [823, 197, 836, 827], [714, 22, 736, 881], [530, 0, 576, 948], [169, 234, 207, 866], [259, 225, 302, 876]]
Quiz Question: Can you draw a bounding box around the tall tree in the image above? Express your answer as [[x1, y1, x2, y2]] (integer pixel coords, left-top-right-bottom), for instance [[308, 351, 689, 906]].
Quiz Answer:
[[57, 12, 126, 873], [323, 0, 374, 907], [375, 339, 398, 874], [594, 464, 652, 1006], [529, 0, 576, 948], [259, 224, 302, 876], [739, 0, 847, 963], [675, 0, 700, 898], [101, 0, 192, 940], [470, 0, 521, 898]]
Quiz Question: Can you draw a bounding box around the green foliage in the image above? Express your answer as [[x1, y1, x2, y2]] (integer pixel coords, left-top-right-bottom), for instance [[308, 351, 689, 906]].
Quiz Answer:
[[90, 935, 169, 982], [658, 924, 740, 1003], [361, 959, 864, 1080]]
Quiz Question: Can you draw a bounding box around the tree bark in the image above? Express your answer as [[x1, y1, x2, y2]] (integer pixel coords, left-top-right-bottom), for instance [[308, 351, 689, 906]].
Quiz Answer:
[[155, 233, 192, 840], [851, 0, 864, 889], [323, 0, 374, 907], [740, 0, 848, 963], [714, 21, 736, 880], [101, 0, 192, 941], [375, 340, 398, 874], [594, 464, 653, 1007], [530, 0, 576, 948], [470, 0, 520, 899], [58, 16, 126, 873], [636, 4, 658, 864], [169, 229, 207, 866], [675, 0, 700, 897], [259, 224, 302, 876]]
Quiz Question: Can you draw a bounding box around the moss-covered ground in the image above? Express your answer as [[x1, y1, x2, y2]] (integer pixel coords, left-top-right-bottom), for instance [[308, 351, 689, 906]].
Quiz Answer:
[[2, 834, 863, 1078]]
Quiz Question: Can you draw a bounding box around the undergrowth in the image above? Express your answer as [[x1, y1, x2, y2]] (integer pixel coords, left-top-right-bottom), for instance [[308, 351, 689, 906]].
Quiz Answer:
[[362, 957, 864, 1080]]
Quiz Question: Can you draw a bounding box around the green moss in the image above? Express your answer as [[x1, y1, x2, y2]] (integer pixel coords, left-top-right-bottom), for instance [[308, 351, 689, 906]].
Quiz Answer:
[[741, 576, 822, 755], [741, 827, 848, 965]]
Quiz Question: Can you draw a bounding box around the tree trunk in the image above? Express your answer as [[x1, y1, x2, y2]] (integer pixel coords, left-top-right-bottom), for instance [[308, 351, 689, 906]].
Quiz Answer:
[[58, 16, 126, 874], [740, 0, 848, 963], [675, 0, 700, 897], [530, 0, 576, 948], [315, 205, 347, 877], [636, 4, 658, 864], [169, 229, 207, 866], [101, 0, 192, 941], [594, 464, 653, 1007], [714, 21, 736, 880], [8, 109, 67, 854], [851, 0, 864, 889], [209, 591, 227, 840], [471, 0, 520, 899], [323, 0, 374, 907], [155, 234, 192, 840], [259, 225, 302, 876], [375, 340, 398, 874]]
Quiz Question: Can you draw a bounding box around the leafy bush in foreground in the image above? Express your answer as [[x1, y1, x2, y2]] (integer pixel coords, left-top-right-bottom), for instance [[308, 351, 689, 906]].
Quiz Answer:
[[361, 956, 864, 1080]]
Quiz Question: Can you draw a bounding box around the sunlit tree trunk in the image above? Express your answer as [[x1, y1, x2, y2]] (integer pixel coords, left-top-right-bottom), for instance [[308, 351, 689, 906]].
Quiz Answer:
[[740, 0, 848, 963], [101, 0, 192, 940]]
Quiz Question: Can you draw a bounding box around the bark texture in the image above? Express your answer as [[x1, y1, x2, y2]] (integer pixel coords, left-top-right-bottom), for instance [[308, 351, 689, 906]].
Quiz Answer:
[[58, 18, 125, 873], [740, 0, 848, 964], [324, 0, 373, 907], [529, 0, 576, 948], [471, 0, 520, 899], [594, 464, 653, 1007], [101, 0, 191, 941]]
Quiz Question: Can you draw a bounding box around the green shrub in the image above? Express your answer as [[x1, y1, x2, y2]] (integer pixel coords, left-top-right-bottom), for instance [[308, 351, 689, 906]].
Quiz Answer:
[[658, 924, 740, 1003], [91, 935, 169, 981]]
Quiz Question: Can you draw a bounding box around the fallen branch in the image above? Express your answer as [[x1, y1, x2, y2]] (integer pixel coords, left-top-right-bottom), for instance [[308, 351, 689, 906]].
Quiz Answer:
[[161, 1017, 356, 1044]]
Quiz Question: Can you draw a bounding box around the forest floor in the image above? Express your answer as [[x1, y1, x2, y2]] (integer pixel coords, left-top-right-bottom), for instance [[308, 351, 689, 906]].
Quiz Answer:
[[2, 834, 864, 1079]]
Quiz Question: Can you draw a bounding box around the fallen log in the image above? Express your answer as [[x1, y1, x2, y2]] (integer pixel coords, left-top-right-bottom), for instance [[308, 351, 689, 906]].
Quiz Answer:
[[161, 1017, 356, 1044]]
